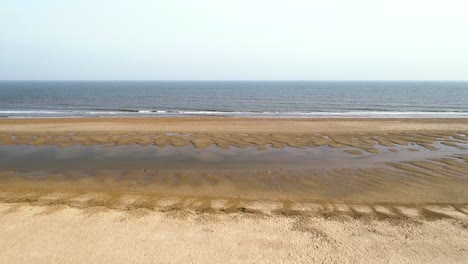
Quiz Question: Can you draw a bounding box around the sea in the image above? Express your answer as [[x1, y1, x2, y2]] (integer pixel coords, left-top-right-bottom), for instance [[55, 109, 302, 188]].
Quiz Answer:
[[0, 81, 467, 118]]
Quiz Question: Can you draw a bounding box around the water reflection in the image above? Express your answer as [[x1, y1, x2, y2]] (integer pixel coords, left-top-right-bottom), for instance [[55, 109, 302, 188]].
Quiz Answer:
[[0, 143, 465, 173]]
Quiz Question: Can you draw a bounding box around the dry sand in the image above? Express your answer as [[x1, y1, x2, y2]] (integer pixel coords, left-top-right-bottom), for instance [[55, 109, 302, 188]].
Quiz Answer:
[[0, 202, 467, 264], [1, 117, 468, 263]]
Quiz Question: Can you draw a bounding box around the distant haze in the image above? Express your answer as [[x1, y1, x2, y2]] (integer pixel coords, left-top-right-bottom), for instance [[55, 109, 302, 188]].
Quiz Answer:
[[1, 0, 467, 80]]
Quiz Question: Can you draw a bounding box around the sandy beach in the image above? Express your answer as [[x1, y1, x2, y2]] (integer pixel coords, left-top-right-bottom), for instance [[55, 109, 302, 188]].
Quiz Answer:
[[4, 0, 468, 261], [1, 117, 468, 263]]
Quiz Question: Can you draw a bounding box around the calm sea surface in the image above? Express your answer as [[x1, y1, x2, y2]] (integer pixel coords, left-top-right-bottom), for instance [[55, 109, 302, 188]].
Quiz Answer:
[[0, 81, 467, 118]]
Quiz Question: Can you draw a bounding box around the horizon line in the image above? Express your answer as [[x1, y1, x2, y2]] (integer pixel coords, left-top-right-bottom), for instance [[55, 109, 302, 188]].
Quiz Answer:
[[1, 79, 468, 82]]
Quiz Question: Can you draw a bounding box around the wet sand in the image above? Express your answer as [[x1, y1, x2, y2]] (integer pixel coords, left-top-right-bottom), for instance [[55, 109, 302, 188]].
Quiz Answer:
[[1, 154, 468, 203], [1, 118, 468, 152], [1, 117, 468, 263]]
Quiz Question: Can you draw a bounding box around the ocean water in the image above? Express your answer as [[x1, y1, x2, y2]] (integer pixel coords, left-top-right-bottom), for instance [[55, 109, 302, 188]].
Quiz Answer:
[[0, 81, 467, 118]]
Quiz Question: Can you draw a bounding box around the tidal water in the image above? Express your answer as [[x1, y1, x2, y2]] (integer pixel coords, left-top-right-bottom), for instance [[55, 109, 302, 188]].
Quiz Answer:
[[0, 81, 467, 118]]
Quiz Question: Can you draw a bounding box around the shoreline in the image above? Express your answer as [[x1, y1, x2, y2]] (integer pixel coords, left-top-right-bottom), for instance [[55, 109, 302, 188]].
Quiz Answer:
[[3, 113, 468, 119]]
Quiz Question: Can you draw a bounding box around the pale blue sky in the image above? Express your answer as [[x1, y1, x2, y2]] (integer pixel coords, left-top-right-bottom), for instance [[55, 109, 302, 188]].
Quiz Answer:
[[1, 0, 467, 80]]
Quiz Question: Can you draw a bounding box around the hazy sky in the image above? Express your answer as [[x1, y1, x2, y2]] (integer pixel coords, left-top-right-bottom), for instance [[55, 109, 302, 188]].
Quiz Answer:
[[1, 0, 467, 80]]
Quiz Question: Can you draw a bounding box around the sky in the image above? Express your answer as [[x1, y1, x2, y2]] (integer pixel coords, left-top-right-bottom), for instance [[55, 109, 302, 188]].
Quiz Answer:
[[1, 0, 467, 80]]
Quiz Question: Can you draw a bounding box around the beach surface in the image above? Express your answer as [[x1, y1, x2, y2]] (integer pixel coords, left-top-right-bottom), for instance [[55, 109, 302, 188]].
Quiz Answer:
[[1, 117, 468, 263], [2, 117, 468, 133]]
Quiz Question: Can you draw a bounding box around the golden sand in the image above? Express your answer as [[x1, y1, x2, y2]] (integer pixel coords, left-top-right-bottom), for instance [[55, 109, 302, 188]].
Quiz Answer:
[[0, 201, 466, 264]]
